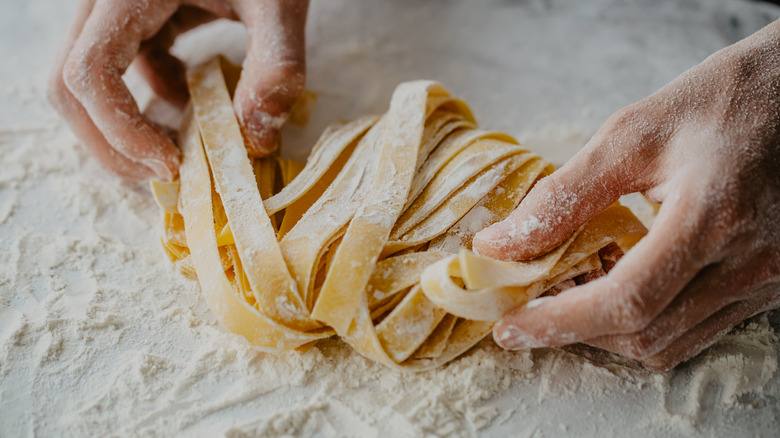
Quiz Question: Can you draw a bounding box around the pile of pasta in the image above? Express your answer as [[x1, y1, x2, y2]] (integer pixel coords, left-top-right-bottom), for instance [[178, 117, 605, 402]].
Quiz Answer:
[[152, 57, 647, 370]]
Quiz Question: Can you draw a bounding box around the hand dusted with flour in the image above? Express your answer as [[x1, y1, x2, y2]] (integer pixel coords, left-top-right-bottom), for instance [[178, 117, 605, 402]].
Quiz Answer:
[[475, 19, 780, 371], [47, 0, 308, 180]]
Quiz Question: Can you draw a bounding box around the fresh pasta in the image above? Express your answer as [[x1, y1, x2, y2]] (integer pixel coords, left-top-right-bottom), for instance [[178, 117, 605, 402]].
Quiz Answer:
[[152, 57, 647, 370]]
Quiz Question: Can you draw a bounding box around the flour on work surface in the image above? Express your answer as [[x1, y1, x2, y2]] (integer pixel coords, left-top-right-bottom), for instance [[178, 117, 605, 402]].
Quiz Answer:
[[4, 0, 780, 436], [3, 97, 778, 438]]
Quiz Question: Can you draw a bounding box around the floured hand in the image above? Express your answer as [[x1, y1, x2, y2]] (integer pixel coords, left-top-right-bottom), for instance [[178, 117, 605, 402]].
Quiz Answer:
[[473, 20, 780, 371], [47, 0, 309, 180]]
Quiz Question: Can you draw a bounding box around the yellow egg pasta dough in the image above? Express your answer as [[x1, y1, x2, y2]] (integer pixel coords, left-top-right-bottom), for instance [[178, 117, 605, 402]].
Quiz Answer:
[[152, 57, 647, 370]]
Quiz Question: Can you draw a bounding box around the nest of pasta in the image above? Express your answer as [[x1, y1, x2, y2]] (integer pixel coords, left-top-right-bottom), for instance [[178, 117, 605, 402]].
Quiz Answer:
[[152, 57, 647, 370]]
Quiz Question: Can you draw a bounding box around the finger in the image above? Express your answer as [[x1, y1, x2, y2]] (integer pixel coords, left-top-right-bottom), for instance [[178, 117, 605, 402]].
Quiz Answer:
[[135, 6, 219, 108], [642, 287, 780, 371], [47, 0, 152, 179], [585, 251, 772, 360], [48, 0, 96, 105], [473, 106, 666, 261], [63, 0, 182, 181], [48, 0, 96, 107], [493, 189, 711, 350], [232, 0, 309, 157]]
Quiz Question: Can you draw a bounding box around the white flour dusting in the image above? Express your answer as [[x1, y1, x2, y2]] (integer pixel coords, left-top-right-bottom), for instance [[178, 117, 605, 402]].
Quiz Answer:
[[2, 0, 780, 437]]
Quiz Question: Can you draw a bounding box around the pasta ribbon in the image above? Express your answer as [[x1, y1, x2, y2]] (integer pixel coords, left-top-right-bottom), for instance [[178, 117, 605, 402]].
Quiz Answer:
[[152, 57, 647, 370]]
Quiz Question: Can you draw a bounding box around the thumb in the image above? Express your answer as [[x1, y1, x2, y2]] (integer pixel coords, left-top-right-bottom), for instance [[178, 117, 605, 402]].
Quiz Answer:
[[473, 110, 653, 261], [233, 0, 309, 157]]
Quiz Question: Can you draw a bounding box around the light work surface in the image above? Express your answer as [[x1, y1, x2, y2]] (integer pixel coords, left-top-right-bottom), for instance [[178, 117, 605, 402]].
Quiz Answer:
[[1, 0, 779, 436]]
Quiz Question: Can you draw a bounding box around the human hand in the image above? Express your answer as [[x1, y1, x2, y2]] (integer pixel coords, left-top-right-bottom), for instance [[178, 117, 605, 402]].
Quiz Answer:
[[48, 0, 309, 181], [473, 21, 780, 371]]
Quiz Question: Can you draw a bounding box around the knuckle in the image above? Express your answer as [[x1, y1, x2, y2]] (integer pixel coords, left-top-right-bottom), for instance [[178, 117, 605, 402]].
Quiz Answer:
[[46, 71, 67, 112], [535, 172, 572, 210], [602, 105, 650, 137], [533, 173, 559, 199], [605, 106, 638, 130], [62, 52, 95, 96], [607, 287, 654, 332], [596, 103, 667, 174]]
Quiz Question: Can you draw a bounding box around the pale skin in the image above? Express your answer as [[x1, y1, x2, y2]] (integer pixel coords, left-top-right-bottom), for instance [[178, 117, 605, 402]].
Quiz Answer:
[[474, 20, 780, 370], [50, 2, 780, 371], [48, 0, 309, 181]]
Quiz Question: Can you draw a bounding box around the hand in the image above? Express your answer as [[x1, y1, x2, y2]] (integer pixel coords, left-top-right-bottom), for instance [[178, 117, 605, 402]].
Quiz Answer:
[[473, 21, 780, 371], [48, 0, 309, 181]]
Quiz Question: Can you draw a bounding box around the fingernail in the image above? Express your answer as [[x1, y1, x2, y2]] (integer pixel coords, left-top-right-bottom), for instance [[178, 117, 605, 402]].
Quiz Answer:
[[143, 159, 173, 182], [243, 128, 277, 157], [524, 296, 553, 309], [241, 110, 287, 157], [493, 324, 532, 350], [474, 221, 509, 243]]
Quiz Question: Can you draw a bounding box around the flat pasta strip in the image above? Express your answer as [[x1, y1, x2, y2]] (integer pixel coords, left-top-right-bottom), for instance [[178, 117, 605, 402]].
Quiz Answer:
[[264, 115, 377, 214], [151, 58, 648, 370], [187, 58, 318, 332], [173, 107, 329, 350], [312, 81, 452, 335]]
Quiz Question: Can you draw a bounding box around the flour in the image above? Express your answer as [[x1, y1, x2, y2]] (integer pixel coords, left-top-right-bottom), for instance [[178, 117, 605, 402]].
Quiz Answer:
[[2, 116, 776, 438], [2, 0, 780, 437], [657, 316, 779, 425], [176, 340, 520, 438]]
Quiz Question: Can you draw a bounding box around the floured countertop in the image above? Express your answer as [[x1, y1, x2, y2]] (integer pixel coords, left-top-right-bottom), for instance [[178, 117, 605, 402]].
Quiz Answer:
[[1, 0, 779, 437]]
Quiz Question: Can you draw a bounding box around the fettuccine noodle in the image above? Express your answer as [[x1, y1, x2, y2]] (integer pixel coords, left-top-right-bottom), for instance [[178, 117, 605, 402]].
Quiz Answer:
[[152, 57, 647, 370]]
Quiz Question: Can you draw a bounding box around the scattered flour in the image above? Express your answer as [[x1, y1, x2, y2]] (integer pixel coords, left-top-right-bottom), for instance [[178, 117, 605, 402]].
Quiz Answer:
[[2, 0, 780, 437]]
